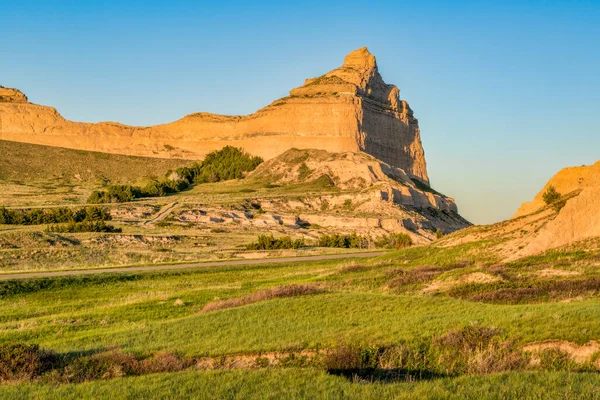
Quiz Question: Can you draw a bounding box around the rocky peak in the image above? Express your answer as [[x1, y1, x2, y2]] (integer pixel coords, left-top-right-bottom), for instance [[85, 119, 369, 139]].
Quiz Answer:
[[0, 86, 28, 103], [343, 47, 378, 71], [290, 47, 400, 108]]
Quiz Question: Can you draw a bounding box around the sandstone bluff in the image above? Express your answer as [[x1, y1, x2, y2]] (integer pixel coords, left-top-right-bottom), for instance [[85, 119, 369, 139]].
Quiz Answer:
[[0, 47, 429, 184]]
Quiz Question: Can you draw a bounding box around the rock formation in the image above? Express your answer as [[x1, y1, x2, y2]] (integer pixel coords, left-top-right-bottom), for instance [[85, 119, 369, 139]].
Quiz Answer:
[[514, 160, 600, 218], [515, 185, 600, 257], [446, 159, 600, 260], [0, 87, 27, 103], [0, 47, 429, 184], [247, 149, 470, 239]]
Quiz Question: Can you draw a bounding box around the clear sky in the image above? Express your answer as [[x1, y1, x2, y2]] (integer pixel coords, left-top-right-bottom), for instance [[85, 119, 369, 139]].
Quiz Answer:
[[1, 0, 599, 224]]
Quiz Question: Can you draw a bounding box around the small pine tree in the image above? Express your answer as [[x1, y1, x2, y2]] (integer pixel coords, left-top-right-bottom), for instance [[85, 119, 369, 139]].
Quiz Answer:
[[542, 185, 561, 205]]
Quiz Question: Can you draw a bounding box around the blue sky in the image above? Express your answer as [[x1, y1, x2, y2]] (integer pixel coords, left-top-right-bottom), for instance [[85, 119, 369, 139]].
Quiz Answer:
[[1, 0, 599, 224]]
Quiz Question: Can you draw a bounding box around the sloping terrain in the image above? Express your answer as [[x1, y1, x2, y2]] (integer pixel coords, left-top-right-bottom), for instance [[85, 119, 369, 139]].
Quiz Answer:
[[0, 139, 190, 183], [443, 159, 600, 260], [514, 160, 600, 218]]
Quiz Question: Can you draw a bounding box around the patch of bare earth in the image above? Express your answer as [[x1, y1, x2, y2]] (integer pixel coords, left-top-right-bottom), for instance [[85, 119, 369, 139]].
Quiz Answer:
[[523, 340, 600, 364]]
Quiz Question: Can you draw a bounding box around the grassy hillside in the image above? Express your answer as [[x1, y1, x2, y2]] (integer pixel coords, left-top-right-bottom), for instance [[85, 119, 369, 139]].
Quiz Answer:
[[2, 241, 600, 397], [0, 139, 190, 183]]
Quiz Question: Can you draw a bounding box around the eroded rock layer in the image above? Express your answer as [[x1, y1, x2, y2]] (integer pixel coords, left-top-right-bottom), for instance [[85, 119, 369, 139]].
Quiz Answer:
[[0, 47, 429, 183]]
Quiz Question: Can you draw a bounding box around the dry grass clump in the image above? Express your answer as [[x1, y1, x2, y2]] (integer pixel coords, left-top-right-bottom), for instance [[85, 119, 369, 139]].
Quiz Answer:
[[0, 344, 55, 382], [0, 345, 195, 384], [201, 284, 325, 313], [451, 277, 600, 304], [388, 266, 447, 288], [323, 326, 528, 383]]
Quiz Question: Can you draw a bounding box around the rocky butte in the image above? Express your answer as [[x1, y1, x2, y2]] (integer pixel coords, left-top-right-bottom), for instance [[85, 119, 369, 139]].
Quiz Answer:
[[0, 47, 429, 184]]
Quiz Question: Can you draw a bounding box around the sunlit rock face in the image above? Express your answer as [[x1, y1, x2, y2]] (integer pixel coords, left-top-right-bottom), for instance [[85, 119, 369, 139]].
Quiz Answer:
[[0, 47, 429, 183]]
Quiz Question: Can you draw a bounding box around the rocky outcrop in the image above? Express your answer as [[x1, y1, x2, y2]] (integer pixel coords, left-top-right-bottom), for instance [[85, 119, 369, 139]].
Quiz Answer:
[[0, 47, 429, 184], [515, 185, 600, 257], [247, 149, 470, 237], [446, 159, 600, 260], [514, 160, 600, 218], [0, 87, 27, 103]]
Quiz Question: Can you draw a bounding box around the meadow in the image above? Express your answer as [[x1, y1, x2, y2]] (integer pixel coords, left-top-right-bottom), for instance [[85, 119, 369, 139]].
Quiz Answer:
[[2, 140, 600, 398], [1, 241, 600, 398]]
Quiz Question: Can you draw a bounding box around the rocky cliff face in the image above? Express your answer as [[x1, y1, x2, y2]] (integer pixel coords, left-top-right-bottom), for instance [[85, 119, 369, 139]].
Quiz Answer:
[[0, 47, 430, 184]]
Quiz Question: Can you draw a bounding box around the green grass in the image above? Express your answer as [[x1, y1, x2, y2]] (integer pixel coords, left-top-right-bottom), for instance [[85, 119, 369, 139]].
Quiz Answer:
[[2, 243, 600, 395], [0, 139, 190, 184], [2, 251, 600, 358], [2, 369, 600, 399]]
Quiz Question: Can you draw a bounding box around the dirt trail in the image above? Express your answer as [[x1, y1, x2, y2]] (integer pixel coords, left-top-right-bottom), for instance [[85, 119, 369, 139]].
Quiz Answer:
[[0, 251, 387, 280], [144, 202, 178, 226]]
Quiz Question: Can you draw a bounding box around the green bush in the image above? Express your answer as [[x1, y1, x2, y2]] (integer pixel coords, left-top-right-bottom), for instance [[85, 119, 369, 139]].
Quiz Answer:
[[88, 146, 262, 203], [45, 221, 122, 233], [0, 206, 111, 225], [318, 233, 370, 249], [375, 233, 413, 249], [318, 233, 412, 249], [246, 234, 306, 250], [176, 146, 263, 184], [542, 185, 561, 206]]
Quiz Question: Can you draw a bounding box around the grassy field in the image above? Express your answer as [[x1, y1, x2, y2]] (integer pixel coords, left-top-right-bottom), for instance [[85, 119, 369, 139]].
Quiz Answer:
[[1, 241, 600, 397], [2, 141, 600, 398], [4, 369, 600, 399]]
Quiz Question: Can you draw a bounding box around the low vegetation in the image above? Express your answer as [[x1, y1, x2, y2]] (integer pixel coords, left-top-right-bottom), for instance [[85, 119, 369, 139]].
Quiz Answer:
[[246, 234, 306, 250], [201, 284, 324, 313], [318, 233, 412, 249], [87, 180, 189, 203], [0, 206, 111, 225], [542, 185, 567, 211], [542, 185, 561, 205], [2, 243, 600, 397], [45, 221, 122, 233], [88, 146, 263, 203], [173, 146, 263, 184]]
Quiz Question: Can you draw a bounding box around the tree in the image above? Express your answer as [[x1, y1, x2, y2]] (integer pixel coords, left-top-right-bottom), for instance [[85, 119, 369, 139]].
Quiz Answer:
[[542, 185, 561, 205]]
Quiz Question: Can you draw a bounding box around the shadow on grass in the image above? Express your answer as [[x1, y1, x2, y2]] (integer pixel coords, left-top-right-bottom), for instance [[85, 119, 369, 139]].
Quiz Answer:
[[328, 368, 447, 383]]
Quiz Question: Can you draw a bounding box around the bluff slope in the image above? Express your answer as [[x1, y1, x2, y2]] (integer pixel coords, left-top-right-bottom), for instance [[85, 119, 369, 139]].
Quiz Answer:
[[0, 47, 429, 184], [444, 159, 600, 259]]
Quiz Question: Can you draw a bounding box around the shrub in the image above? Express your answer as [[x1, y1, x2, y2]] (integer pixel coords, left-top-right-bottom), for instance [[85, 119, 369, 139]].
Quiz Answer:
[[246, 234, 306, 250], [542, 185, 561, 206], [318, 233, 411, 249], [88, 147, 262, 203], [0, 343, 56, 382], [62, 350, 136, 382], [435, 229, 444, 239], [177, 146, 263, 184], [375, 233, 412, 249], [45, 221, 122, 233], [326, 326, 526, 382], [0, 206, 111, 225], [318, 233, 369, 249]]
